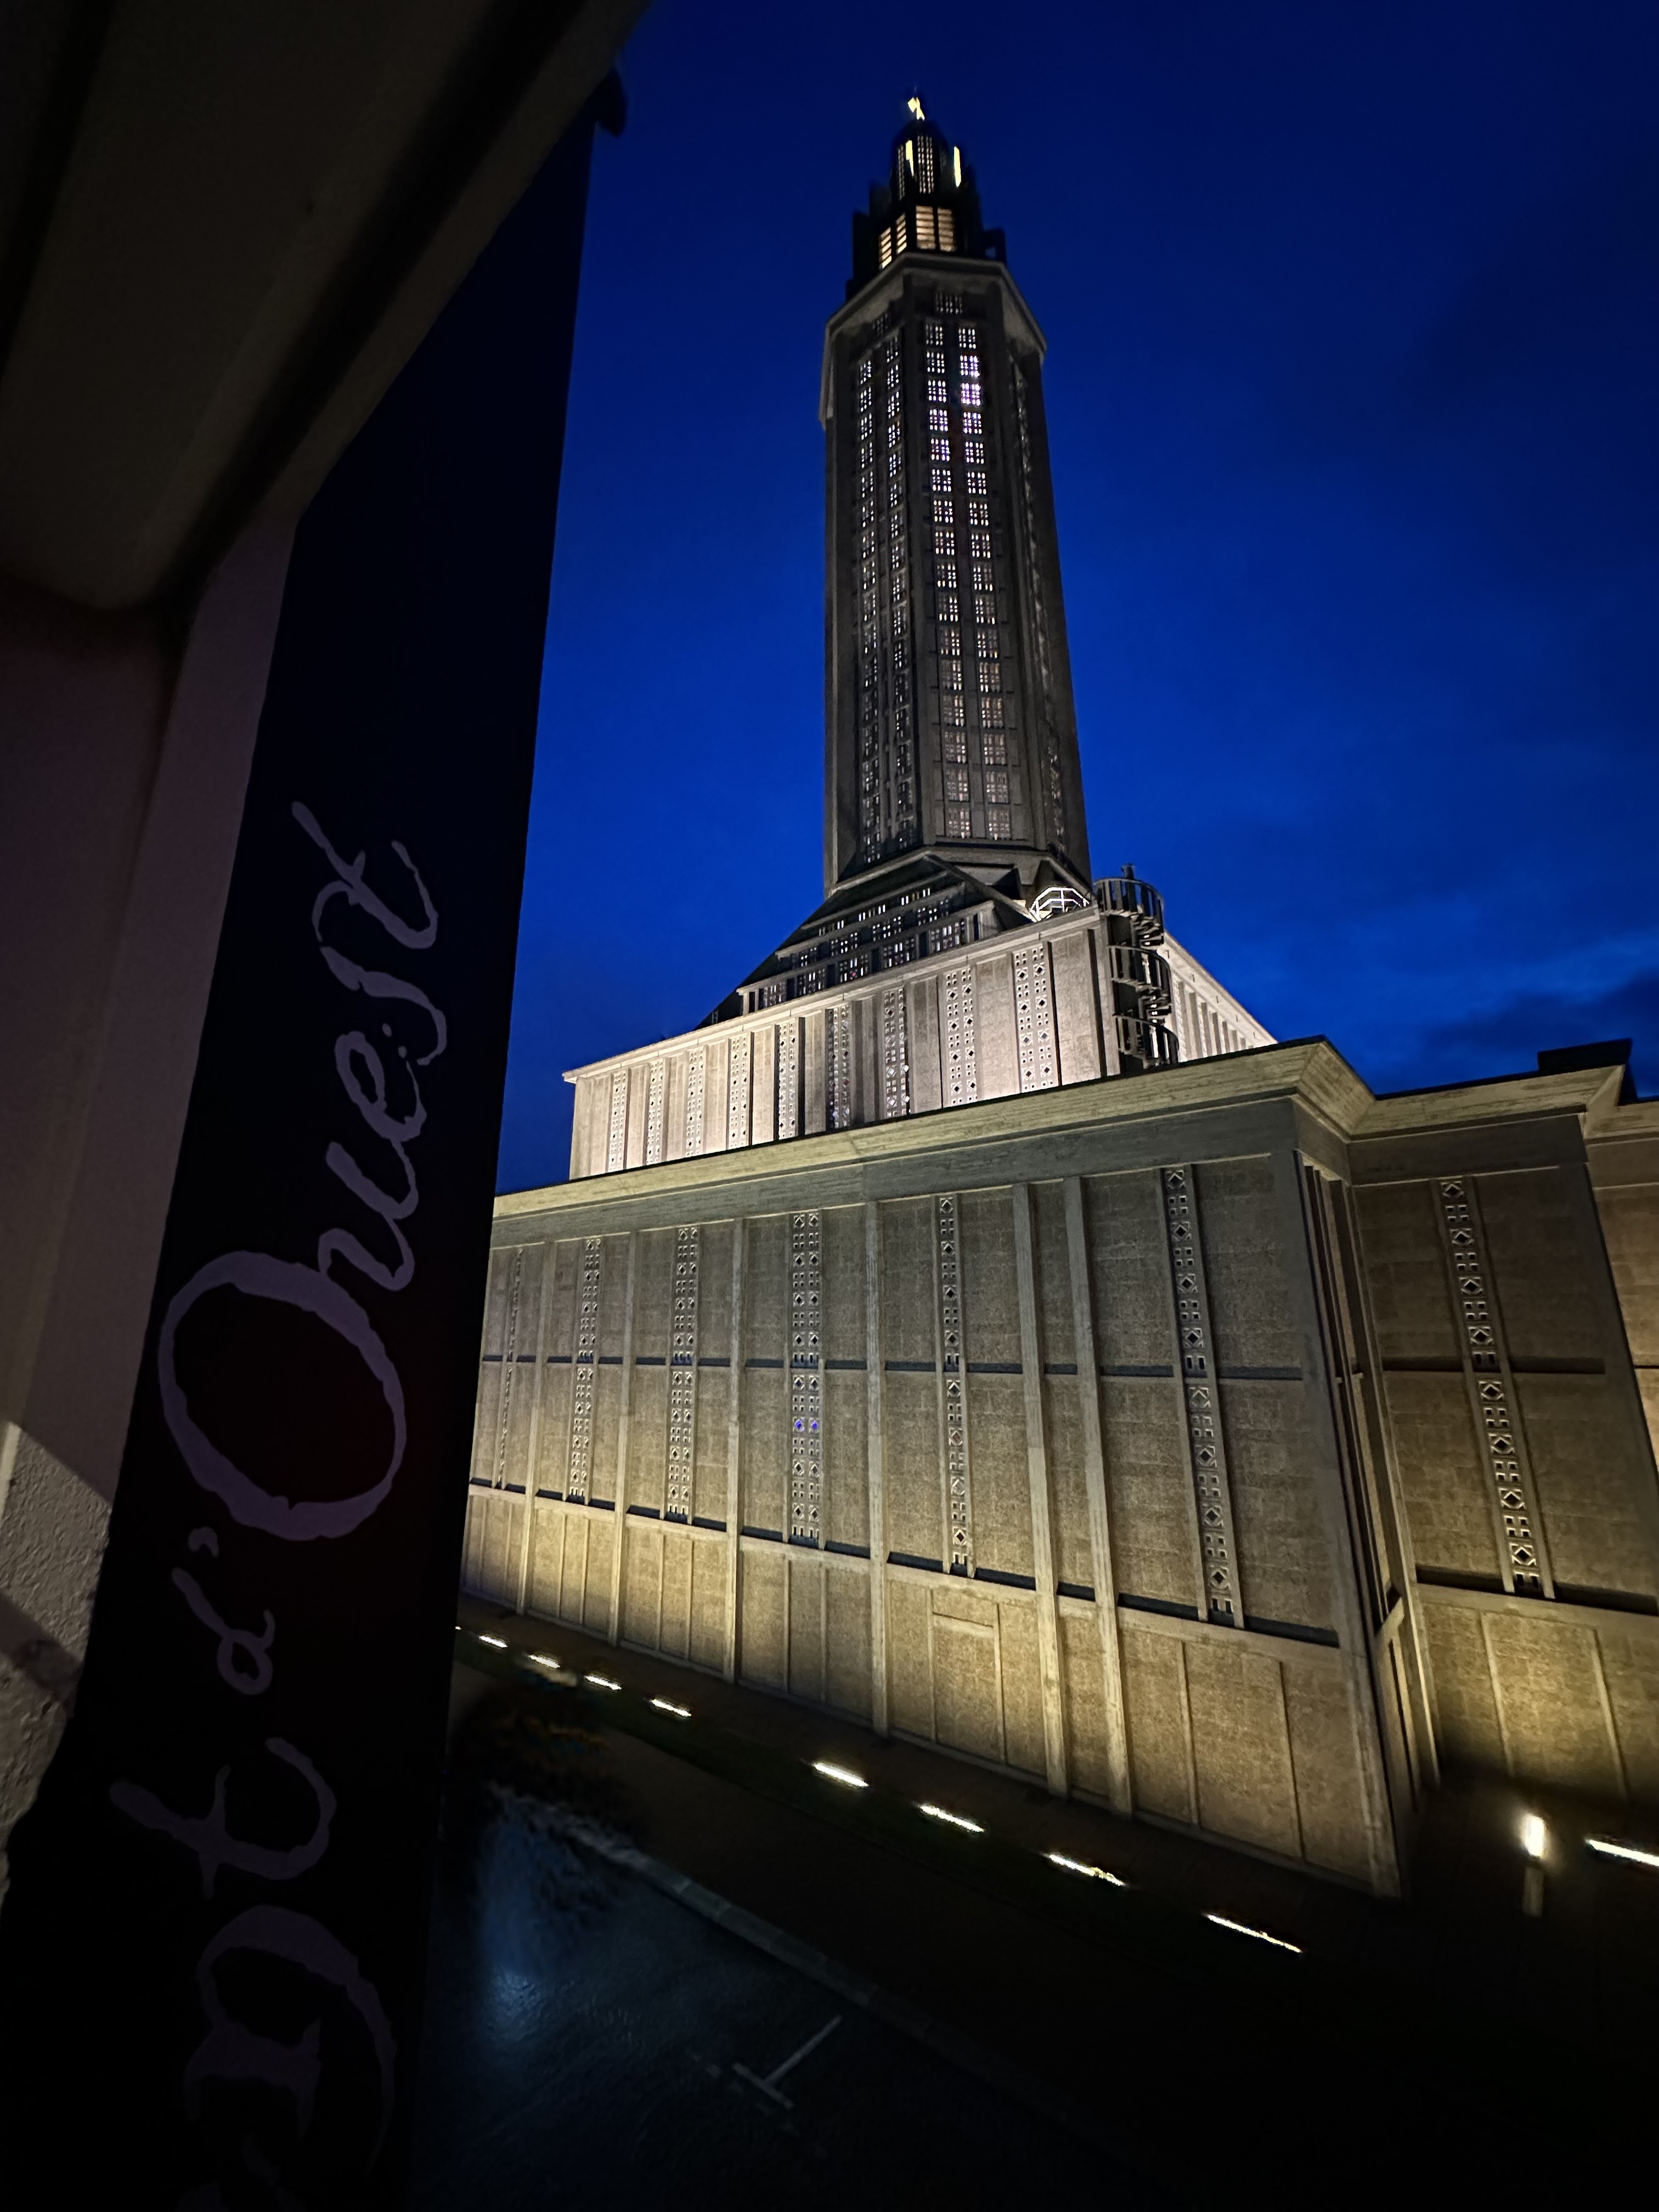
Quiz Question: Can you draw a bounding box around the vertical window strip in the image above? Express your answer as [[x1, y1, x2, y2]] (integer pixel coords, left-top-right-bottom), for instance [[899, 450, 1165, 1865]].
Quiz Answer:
[[666, 1225, 699, 1521], [685, 1044, 706, 1156], [1161, 1169, 1243, 1626], [567, 1237, 602, 1504], [1436, 1177, 1551, 1596], [941, 965, 978, 1104], [606, 1068, 628, 1172], [491, 1249, 526, 1488], [789, 1211, 823, 1545], [937, 1194, 972, 1572], [828, 1005, 853, 1130], [777, 1021, 799, 1139], [1012, 944, 1058, 1091], [1013, 360, 1065, 848], [645, 1057, 666, 1164], [881, 985, 910, 1118], [727, 1032, 751, 1147]]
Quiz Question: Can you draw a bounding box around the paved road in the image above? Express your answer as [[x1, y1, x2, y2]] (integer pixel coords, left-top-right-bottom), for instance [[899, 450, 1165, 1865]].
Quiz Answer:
[[408, 1780, 1162, 2210]]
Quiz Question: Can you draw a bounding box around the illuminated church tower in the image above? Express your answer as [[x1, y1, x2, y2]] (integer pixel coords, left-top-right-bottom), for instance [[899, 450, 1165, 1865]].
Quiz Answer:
[[710, 96, 1109, 1023], [572, 100, 1272, 1163], [828, 97, 1090, 899]]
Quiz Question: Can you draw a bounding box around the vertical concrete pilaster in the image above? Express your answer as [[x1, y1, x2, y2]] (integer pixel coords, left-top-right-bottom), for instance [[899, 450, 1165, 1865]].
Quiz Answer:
[[724, 1217, 746, 1682], [865, 1199, 889, 1734], [1012, 1182, 1068, 1796], [514, 1239, 555, 1614], [607, 1232, 638, 1644], [1063, 1175, 1132, 1814]]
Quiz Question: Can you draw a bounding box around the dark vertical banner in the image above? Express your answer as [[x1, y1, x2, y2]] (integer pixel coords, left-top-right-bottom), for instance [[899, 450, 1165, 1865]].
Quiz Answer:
[[0, 78, 619, 2209]]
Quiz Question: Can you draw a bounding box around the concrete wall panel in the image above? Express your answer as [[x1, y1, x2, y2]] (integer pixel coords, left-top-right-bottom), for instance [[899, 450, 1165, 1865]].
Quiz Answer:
[[690, 1538, 726, 1671], [826, 1562, 871, 1720], [887, 1577, 933, 1737], [1381, 1372, 1497, 1579], [1282, 1668, 1373, 1883], [740, 1546, 787, 1690], [1185, 1640, 1301, 1858], [1101, 1378, 1190, 1608], [1122, 1626, 1194, 1822]]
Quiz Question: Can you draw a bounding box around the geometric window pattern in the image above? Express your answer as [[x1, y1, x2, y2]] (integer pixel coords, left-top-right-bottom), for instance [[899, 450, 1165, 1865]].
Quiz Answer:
[[941, 964, 977, 1106], [1011, 357, 1064, 853], [1012, 942, 1057, 1092], [1161, 1167, 1242, 1627], [666, 1224, 699, 1522], [789, 1210, 823, 1546], [854, 334, 916, 868], [492, 1247, 526, 1489], [607, 1066, 628, 1172], [881, 985, 910, 1119], [686, 1043, 706, 1157], [927, 313, 1009, 845], [567, 1236, 602, 1505], [645, 1057, 666, 1165], [1437, 1177, 1550, 1597], [937, 1193, 972, 1572]]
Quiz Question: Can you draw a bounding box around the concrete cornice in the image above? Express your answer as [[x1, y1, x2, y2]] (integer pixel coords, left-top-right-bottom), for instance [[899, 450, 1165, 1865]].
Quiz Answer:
[[1353, 1062, 1629, 1139]]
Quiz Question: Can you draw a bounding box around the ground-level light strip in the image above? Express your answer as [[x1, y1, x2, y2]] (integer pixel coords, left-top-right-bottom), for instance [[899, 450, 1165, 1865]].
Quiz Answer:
[[1586, 1836, 1659, 1870], [457, 1624, 1308, 1961], [1205, 1912, 1302, 1955], [811, 1760, 869, 1789], [1046, 1851, 1125, 1887]]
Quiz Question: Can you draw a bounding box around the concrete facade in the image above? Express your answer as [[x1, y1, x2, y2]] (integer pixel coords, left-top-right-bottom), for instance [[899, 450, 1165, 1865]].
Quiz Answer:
[[566, 911, 1273, 1181], [464, 1045, 1659, 1892]]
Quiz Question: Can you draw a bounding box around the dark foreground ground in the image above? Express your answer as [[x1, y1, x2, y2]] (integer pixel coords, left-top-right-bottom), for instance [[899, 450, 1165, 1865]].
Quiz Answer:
[[409, 1602, 1659, 2209], [408, 1791, 1156, 2210]]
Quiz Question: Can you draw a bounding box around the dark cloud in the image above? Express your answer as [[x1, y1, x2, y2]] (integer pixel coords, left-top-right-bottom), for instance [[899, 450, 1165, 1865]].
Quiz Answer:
[[1370, 969, 1659, 1099]]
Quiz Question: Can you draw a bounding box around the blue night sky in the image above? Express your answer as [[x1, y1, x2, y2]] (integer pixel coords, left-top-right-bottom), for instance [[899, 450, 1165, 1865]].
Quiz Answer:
[[497, 0, 1657, 1194]]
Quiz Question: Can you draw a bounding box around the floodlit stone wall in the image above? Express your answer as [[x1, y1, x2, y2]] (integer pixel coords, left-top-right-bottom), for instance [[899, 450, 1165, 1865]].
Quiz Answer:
[[1352, 1096, 1659, 1803], [465, 1044, 1659, 1891], [563, 911, 1271, 1181]]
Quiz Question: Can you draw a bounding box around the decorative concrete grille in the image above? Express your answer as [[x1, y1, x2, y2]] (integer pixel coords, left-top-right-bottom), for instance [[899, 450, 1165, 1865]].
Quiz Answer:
[[645, 1058, 665, 1164], [855, 332, 915, 866], [1013, 359, 1065, 847], [881, 986, 910, 1119], [938, 1194, 972, 1571], [666, 1225, 699, 1522], [728, 1033, 751, 1148], [828, 1006, 853, 1130], [491, 1248, 524, 1488], [1437, 1178, 1550, 1595], [1161, 1167, 1242, 1626], [567, 1237, 602, 1504], [606, 1068, 628, 1172], [1012, 943, 1058, 1092], [941, 965, 978, 1104], [789, 1210, 823, 1545], [778, 1023, 799, 1139], [685, 1044, 706, 1156]]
